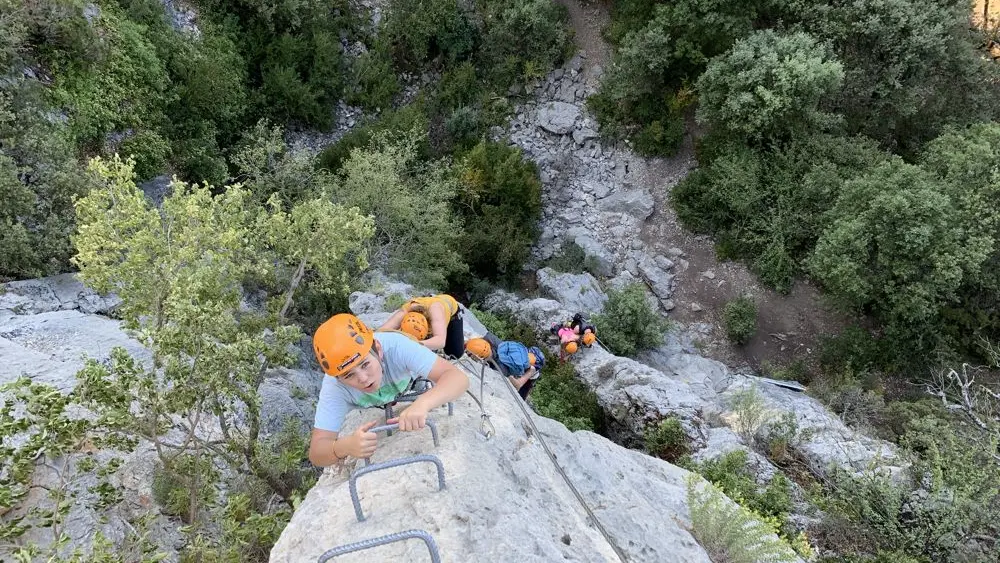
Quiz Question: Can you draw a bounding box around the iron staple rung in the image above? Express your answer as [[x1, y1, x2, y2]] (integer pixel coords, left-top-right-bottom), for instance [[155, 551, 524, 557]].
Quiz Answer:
[[316, 529, 441, 563], [349, 454, 446, 522]]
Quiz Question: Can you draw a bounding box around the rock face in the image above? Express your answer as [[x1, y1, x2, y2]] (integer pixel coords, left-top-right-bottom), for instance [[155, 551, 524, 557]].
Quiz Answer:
[[270, 360, 715, 563], [600, 189, 654, 220], [504, 59, 679, 287], [0, 273, 121, 316], [536, 267, 608, 315], [0, 275, 320, 557], [483, 290, 905, 478], [536, 101, 581, 134]]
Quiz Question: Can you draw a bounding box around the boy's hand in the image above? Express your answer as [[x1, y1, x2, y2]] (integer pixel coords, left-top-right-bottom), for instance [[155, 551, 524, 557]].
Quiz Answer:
[[389, 405, 428, 432], [342, 420, 379, 458]]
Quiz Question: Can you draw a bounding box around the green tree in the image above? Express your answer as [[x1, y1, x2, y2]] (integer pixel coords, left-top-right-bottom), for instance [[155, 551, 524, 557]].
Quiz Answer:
[[802, 0, 1000, 154], [592, 283, 668, 356], [0, 90, 93, 281], [454, 141, 542, 281], [696, 30, 844, 142], [70, 155, 372, 540], [331, 132, 466, 288], [807, 158, 996, 346]]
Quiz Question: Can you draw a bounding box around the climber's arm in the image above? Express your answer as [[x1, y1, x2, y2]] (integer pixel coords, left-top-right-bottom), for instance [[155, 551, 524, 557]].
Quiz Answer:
[[510, 366, 536, 390], [377, 309, 406, 332], [394, 357, 468, 431], [420, 303, 449, 350]]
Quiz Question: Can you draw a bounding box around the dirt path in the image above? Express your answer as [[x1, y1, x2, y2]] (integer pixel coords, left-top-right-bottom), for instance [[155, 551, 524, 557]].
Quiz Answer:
[[555, 0, 612, 84], [556, 0, 852, 375]]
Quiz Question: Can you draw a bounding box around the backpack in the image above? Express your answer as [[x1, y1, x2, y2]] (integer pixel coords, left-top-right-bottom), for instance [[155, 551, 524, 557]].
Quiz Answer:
[[496, 341, 530, 376]]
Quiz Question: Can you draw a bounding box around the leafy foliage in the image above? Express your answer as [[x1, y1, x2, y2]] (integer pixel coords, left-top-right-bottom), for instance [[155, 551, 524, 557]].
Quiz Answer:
[[530, 358, 605, 432], [723, 296, 758, 345], [67, 154, 371, 555], [329, 132, 466, 288], [454, 141, 542, 281], [696, 30, 844, 142], [592, 283, 668, 356], [644, 417, 689, 461], [686, 474, 800, 563]]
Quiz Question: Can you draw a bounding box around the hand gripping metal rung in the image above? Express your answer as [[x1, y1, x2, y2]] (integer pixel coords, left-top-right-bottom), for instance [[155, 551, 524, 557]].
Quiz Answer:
[[349, 454, 446, 522], [363, 419, 440, 467], [316, 529, 442, 563]]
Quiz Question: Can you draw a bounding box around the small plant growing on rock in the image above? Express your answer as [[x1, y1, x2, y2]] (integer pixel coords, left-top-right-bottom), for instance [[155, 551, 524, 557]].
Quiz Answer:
[[644, 417, 690, 462], [686, 474, 799, 563], [384, 293, 407, 311], [728, 386, 770, 445], [723, 296, 758, 345]]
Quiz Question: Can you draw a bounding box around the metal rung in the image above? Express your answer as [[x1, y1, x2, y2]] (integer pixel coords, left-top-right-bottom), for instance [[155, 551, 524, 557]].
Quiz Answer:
[[350, 454, 446, 522], [317, 529, 442, 563], [364, 419, 440, 467]]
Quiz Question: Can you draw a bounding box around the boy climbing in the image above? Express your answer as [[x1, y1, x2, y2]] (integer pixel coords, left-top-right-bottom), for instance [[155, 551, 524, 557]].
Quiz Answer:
[[466, 334, 545, 400], [379, 294, 465, 359], [308, 313, 469, 466]]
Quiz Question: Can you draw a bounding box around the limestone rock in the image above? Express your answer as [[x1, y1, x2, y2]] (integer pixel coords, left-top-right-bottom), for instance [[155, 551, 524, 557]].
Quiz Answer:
[[537, 101, 581, 134], [572, 126, 598, 145], [599, 189, 654, 220], [637, 255, 675, 303], [536, 268, 608, 315], [270, 361, 716, 563], [1, 273, 121, 316], [567, 229, 615, 277], [0, 310, 150, 389]]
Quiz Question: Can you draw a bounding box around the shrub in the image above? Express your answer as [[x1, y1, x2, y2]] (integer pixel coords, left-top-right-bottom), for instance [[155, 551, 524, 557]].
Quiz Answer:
[[686, 475, 799, 563], [117, 130, 170, 181], [632, 117, 685, 156], [345, 42, 401, 111], [728, 386, 769, 444], [644, 417, 689, 461], [0, 90, 92, 281], [592, 283, 668, 357], [530, 358, 604, 432], [476, 0, 573, 87], [317, 105, 431, 173], [693, 450, 792, 521], [544, 242, 600, 276], [696, 30, 844, 142], [454, 141, 543, 281], [468, 307, 513, 340], [330, 132, 466, 288], [381, 0, 476, 68], [384, 293, 407, 311], [151, 455, 218, 523], [723, 296, 758, 345]]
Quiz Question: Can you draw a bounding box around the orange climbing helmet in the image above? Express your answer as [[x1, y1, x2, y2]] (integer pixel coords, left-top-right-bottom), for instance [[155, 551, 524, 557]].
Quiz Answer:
[[582, 332, 596, 347], [465, 338, 493, 359], [313, 313, 374, 377], [564, 341, 579, 354], [400, 311, 429, 340]]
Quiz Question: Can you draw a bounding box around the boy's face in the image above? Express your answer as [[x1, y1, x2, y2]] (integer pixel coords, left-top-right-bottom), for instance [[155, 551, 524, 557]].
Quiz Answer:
[[340, 345, 384, 393]]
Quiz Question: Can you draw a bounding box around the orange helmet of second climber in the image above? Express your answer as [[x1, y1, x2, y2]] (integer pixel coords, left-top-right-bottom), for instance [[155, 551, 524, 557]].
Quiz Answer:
[[582, 332, 596, 346], [313, 313, 374, 377], [564, 341, 579, 354], [465, 338, 492, 359], [527, 352, 537, 367], [400, 311, 429, 340]]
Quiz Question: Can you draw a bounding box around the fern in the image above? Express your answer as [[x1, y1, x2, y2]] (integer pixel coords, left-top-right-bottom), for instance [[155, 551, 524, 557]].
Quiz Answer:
[[686, 475, 799, 563]]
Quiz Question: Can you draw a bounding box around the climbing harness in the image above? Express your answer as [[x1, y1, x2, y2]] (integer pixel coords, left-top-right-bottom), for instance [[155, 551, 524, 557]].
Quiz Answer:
[[317, 529, 442, 563], [470, 355, 629, 563], [349, 454, 447, 522]]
